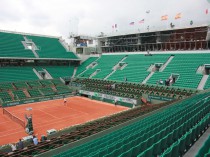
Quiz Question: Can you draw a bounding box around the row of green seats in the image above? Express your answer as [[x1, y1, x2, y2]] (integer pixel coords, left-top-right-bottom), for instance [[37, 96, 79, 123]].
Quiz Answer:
[[54, 92, 210, 157]]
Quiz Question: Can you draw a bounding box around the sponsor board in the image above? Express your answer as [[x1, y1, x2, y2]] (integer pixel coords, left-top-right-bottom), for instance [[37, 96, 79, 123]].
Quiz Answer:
[[2, 94, 70, 107], [79, 90, 137, 104], [148, 95, 174, 101]]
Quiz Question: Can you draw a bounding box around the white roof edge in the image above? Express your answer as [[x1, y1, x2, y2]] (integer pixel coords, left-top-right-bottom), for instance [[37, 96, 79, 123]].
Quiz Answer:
[[0, 29, 60, 39], [0, 57, 81, 60], [102, 50, 210, 55]]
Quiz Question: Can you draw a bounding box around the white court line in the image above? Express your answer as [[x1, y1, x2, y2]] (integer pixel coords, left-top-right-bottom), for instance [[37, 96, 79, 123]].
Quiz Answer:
[[0, 129, 25, 138], [37, 109, 58, 119]]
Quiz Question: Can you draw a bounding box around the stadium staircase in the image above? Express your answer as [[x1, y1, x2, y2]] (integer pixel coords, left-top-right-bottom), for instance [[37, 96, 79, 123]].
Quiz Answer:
[[104, 55, 128, 80], [7, 90, 15, 101], [43, 69, 53, 79], [78, 58, 100, 78], [23, 89, 31, 98], [197, 75, 209, 90], [59, 38, 70, 52], [22, 36, 39, 58], [26, 35, 78, 59], [142, 71, 155, 84], [92, 55, 125, 79], [104, 70, 116, 80], [76, 57, 99, 77], [32, 68, 43, 79], [159, 55, 174, 72], [143, 55, 174, 84], [72, 67, 77, 78]]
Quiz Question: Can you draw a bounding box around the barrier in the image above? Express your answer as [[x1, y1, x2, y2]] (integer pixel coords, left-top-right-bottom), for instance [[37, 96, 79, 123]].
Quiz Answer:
[[2, 94, 73, 107], [148, 95, 175, 101]]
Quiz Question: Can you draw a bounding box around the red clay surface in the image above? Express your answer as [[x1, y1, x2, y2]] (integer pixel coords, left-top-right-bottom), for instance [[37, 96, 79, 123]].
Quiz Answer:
[[0, 96, 128, 146]]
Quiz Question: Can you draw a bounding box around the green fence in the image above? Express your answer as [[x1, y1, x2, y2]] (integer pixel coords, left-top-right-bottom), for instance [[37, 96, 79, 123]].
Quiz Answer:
[[2, 94, 73, 107]]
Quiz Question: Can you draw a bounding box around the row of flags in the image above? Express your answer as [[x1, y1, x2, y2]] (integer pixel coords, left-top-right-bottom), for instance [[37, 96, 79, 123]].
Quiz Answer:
[[112, 19, 144, 28], [112, 8, 209, 28], [161, 13, 182, 21]]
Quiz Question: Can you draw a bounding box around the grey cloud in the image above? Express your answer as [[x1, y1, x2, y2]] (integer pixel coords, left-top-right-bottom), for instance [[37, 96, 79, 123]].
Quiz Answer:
[[0, 0, 209, 38]]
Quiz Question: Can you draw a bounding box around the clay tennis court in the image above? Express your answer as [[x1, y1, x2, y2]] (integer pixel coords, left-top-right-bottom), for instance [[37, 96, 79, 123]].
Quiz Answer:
[[0, 96, 128, 146]]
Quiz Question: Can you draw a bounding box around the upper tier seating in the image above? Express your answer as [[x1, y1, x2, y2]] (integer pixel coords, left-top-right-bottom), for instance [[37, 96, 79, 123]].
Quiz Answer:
[[26, 35, 77, 59], [0, 32, 35, 58]]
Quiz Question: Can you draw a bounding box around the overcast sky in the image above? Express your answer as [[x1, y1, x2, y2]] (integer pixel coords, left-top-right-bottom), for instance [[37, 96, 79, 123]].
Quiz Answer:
[[0, 0, 209, 40]]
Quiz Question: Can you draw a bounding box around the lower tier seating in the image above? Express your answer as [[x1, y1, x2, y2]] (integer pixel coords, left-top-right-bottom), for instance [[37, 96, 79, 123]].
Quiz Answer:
[[54, 92, 210, 157]]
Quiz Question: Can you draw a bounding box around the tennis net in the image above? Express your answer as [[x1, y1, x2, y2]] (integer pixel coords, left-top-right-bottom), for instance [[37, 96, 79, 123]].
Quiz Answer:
[[3, 108, 25, 128]]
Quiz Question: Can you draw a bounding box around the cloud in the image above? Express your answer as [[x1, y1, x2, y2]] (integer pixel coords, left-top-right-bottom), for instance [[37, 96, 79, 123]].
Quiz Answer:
[[0, 0, 209, 40]]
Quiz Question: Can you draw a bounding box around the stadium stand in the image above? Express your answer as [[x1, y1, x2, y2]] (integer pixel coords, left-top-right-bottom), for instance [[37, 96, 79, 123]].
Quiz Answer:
[[45, 66, 74, 78], [27, 80, 43, 88], [39, 79, 53, 87], [13, 90, 27, 100], [80, 55, 124, 78], [0, 27, 210, 157], [108, 54, 170, 82], [0, 31, 35, 58], [92, 55, 125, 79], [13, 82, 29, 89], [54, 92, 210, 157], [51, 79, 64, 86], [56, 85, 72, 94], [77, 53, 210, 89], [0, 83, 14, 91], [39, 87, 56, 96], [0, 91, 12, 103], [0, 67, 38, 82], [75, 78, 196, 99], [147, 53, 210, 89], [28, 89, 42, 97], [26, 35, 77, 59], [76, 57, 98, 76], [204, 77, 210, 90]]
